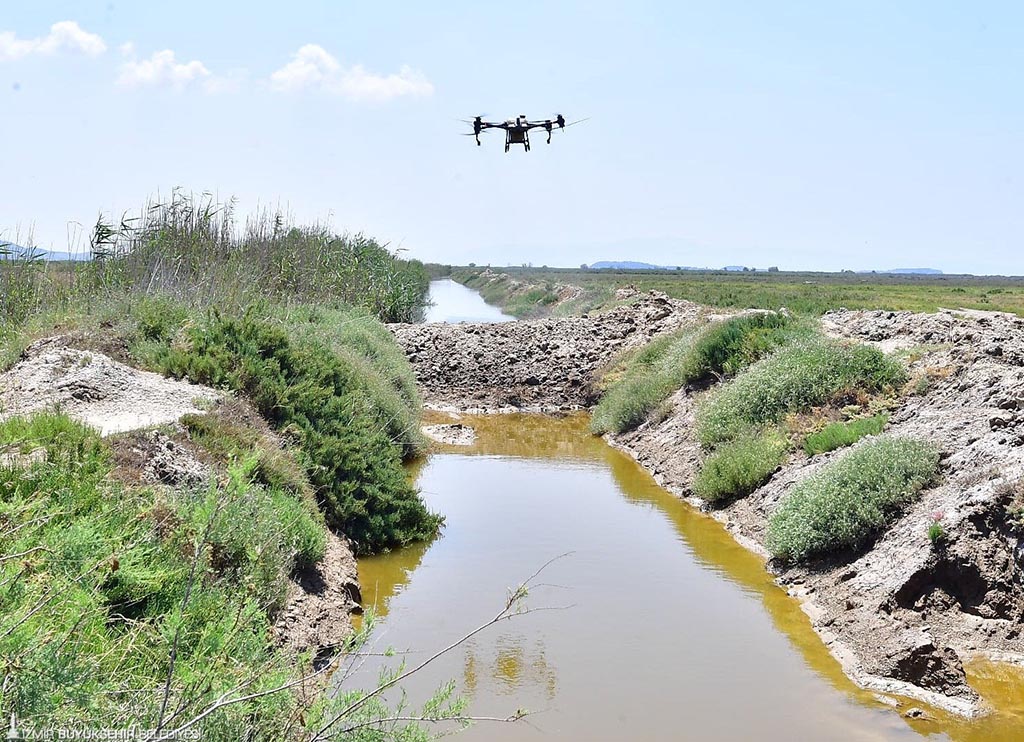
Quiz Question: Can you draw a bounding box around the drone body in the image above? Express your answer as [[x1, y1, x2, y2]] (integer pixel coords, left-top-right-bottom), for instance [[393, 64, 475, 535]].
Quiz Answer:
[[464, 114, 580, 152]]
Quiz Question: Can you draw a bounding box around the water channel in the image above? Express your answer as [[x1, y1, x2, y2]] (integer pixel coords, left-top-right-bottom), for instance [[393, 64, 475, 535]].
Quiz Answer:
[[344, 281, 1024, 741]]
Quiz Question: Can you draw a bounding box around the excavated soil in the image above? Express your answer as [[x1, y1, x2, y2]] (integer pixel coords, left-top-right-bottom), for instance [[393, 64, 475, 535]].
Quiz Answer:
[[273, 531, 361, 663], [390, 290, 703, 411], [0, 336, 220, 435]]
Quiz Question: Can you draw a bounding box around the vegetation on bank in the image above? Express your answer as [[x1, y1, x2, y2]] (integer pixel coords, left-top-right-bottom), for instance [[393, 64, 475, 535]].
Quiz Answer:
[[766, 437, 940, 561], [1, 192, 436, 554], [693, 431, 787, 503], [695, 337, 906, 446], [591, 312, 799, 434], [0, 414, 321, 734], [452, 268, 612, 318], [0, 193, 450, 735], [147, 306, 438, 553], [803, 414, 889, 456]]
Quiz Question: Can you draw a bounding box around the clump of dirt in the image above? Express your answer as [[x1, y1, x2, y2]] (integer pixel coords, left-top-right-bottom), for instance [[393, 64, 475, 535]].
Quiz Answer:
[[392, 291, 702, 411], [274, 532, 361, 662], [606, 307, 1024, 715], [109, 429, 211, 487], [422, 423, 477, 446], [0, 336, 220, 436]]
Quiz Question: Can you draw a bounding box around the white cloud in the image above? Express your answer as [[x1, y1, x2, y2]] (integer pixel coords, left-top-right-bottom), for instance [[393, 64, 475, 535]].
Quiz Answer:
[[0, 21, 107, 62], [270, 44, 433, 101], [117, 49, 212, 91]]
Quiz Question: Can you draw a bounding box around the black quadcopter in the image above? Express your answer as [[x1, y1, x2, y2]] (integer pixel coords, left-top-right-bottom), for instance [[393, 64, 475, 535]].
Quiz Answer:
[[463, 114, 585, 152]]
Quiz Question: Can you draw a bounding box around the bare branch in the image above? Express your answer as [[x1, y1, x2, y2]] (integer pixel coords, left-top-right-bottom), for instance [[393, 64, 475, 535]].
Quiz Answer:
[[310, 553, 573, 741]]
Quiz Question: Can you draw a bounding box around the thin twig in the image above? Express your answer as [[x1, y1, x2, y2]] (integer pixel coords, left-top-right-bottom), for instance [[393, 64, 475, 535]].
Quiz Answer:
[[310, 553, 573, 741]]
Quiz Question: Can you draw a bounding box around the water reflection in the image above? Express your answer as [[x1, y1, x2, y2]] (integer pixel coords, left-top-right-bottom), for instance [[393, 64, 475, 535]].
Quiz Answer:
[[424, 279, 514, 323], [462, 636, 558, 700]]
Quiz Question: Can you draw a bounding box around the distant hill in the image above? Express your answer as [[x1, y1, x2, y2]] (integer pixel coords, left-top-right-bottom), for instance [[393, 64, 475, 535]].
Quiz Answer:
[[587, 260, 706, 271], [884, 268, 943, 275], [1, 243, 91, 261], [588, 261, 664, 270]]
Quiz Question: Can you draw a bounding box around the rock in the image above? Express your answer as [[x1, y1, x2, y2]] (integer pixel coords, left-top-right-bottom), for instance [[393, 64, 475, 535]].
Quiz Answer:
[[990, 415, 1012, 430]]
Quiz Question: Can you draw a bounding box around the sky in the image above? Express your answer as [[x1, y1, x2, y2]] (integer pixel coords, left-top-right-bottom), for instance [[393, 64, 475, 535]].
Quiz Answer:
[[2, 1, 1022, 274]]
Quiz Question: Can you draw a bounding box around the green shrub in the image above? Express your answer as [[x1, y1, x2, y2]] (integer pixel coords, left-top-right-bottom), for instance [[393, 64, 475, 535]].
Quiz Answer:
[[697, 337, 906, 446], [803, 414, 888, 455], [693, 431, 787, 503], [766, 436, 939, 561], [592, 313, 797, 434], [151, 309, 440, 553], [272, 303, 424, 456], [181, 408, 313, 500], [133, 294, 191, 342], [177, 459, 326, 609], [685, 312, 795, 379]]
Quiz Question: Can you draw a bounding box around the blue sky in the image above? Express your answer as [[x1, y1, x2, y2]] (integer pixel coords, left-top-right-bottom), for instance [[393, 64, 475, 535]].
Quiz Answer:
[[2, 1, 1022, 273]]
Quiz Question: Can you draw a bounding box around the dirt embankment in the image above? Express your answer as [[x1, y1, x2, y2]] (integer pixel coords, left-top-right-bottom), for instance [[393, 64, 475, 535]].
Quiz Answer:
[[390, 290, 702, 411], [457, 268, 591, 317], [0, 336, 360, 659], [609, 307, 1024, 715]]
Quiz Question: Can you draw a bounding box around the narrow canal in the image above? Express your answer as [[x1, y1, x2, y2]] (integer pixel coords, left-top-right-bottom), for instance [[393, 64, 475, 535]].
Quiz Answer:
[[344, 280, 1024, 741]]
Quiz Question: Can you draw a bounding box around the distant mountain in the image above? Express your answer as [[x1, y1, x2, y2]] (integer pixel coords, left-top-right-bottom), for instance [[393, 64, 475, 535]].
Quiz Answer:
[[588, 261, 664, 270], [0, 243, 91, 261], [587, 260, 706, 271], [855, 268, 944, 275]]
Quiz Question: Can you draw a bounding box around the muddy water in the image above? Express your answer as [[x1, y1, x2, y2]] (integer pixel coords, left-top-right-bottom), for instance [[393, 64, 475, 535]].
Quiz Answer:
[[352, 415, 1024, 741], [424, 278, 514, 323]]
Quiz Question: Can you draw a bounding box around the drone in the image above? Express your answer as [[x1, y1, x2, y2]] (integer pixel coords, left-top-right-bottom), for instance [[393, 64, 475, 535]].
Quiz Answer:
[[462, 114, 585, 152]]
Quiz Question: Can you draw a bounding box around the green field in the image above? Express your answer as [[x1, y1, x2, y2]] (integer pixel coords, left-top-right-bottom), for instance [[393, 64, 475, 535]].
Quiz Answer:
[[449, 266, 1024, 317]]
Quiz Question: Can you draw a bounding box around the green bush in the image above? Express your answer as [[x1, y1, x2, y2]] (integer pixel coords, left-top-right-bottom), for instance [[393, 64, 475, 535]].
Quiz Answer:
[[133, 294, 192, 342], [151, 309, 440, 553], [272, 303, 424, 456], [766, 436, 939, 561], [803, 414, 888, 456], [693, 431, 787, 503], [697, 337, 906, 446], [592, 313, 797, 434], [685, 312, 796, 379]]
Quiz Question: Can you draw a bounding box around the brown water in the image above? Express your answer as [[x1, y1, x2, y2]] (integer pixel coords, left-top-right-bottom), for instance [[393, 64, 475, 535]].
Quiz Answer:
[[352, 414, 1024, 741]]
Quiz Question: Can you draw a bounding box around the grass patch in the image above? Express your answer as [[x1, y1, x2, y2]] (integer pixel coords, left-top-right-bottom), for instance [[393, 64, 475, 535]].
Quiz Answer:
[[0, 413, 319, 734], [803, 414, 888, 456], [766, 436, 939, 561], [696, 337, 906, 446], [591, 313, 798, 434], [693, 431, 787, 503]]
